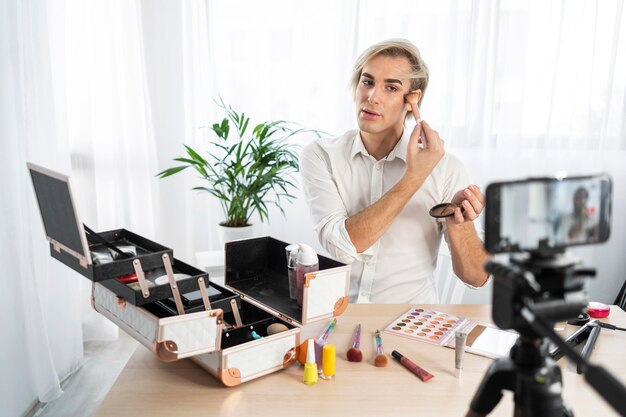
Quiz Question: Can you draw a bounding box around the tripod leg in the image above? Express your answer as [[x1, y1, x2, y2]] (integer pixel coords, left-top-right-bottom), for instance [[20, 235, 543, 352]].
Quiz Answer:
[[466, 357, 517, 417], [515, 365, 573, 417]]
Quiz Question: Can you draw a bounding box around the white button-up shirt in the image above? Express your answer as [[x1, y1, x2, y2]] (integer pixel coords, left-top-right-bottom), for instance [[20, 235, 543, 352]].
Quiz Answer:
[[300, 129, 469, 304]]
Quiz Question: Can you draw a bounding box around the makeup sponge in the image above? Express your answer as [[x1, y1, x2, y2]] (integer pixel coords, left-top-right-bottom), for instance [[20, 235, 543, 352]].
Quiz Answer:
[[267, 323, 289, 335]]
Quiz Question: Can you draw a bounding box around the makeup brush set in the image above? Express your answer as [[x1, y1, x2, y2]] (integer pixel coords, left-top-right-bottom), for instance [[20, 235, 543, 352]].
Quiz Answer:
[[28, 163, 351, 387], [345, 324, 388, 367]]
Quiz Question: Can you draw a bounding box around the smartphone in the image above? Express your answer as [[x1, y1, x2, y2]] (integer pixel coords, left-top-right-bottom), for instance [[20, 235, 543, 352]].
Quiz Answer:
[[484, 174, 612, 254]]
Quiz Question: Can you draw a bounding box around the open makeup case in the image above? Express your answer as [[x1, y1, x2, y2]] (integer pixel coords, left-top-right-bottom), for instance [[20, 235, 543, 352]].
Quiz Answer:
[[27, 163, 351, 386]]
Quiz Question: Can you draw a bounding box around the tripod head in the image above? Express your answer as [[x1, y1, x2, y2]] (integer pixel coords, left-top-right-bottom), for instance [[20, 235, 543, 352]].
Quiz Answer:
[[487, 248, 594, 338]]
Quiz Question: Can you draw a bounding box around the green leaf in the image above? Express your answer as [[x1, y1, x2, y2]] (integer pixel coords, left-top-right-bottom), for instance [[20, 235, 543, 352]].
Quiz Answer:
[[156, 166, 189, 178], [185, 145, 208, 165]]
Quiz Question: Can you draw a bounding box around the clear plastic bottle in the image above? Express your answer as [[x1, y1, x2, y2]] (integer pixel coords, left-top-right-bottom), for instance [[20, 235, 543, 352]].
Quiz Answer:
[[295, 243, 319, 307], [287, 250, 298, 300]]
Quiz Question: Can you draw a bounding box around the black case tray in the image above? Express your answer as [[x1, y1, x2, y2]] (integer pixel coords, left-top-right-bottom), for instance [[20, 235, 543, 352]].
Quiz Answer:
[[51, 228, 173, 282], [143, 279, 241, 318], [101, 257, 216, 307]]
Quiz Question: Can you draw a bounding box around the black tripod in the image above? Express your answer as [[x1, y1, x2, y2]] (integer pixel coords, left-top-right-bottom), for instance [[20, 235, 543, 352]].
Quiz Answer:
[[466, 255, 626, 417]]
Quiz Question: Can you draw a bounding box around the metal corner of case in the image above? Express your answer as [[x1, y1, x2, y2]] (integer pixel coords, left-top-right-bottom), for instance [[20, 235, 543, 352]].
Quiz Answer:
[[283, 347, 297, 369], [155, 340, 179, 362], [115, 296, 127, 310], [304, 273, 317, 288], [90, 283, 97, 311], [209, 308, 224, 323], [218, 367, 242, 387], [333, 295, 350, 317]]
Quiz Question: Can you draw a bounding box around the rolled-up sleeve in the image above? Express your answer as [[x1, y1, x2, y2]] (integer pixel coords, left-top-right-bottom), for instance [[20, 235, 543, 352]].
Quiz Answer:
[[439, 154, 491, 289], [299, 142, 374, 264]]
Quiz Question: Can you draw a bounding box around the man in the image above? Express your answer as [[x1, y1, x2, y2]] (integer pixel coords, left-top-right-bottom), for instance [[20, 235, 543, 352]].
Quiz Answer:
[[300, 39, 490, 304], [559, 186, 598, 244]]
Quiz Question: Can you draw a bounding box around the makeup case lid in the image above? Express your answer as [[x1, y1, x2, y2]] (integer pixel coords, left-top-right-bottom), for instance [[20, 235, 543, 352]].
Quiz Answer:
[[225, 236, 348, 326], [27, 162, 92, 267]]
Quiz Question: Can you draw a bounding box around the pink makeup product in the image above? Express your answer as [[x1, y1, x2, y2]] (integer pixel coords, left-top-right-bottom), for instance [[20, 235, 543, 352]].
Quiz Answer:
[[392, 350, 434, 382], [117, 273, 138, 284], [587, 302, 610, 318]]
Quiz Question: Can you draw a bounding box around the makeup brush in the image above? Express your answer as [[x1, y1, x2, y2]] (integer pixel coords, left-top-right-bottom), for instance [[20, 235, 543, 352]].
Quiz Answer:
[[315, 318, 338, 372], [346, 324, 363, 362], [405, 92, 422, 123], [405, 91, 424, 148], [374, 329, 388, 367], [318, 318, 337, 342]]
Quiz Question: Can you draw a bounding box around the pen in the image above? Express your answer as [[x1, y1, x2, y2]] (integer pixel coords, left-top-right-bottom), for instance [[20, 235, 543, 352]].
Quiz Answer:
[[391, 350, 434, 382]]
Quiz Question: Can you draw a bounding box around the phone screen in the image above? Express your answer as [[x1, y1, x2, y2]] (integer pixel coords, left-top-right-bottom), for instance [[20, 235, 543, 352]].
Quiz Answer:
[[485, 174, 612, 254]]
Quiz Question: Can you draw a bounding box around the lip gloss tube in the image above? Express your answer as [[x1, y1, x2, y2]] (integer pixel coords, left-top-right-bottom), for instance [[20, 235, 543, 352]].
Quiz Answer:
[[391, 350, 434, 382], [455, 331, 467, 378]]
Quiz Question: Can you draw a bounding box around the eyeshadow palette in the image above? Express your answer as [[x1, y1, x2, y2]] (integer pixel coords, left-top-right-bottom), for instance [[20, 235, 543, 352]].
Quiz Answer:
[[384, 307, 520, 358], [384, 307, 467, 346]]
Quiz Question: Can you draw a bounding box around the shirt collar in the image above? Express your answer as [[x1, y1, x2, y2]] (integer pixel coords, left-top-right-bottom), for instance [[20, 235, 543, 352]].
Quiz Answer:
[[350, 128, 410, 162]]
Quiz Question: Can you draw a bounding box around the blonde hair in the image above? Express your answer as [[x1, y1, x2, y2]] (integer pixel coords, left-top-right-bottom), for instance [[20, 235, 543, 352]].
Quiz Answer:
[[351, 39, 429, 115]]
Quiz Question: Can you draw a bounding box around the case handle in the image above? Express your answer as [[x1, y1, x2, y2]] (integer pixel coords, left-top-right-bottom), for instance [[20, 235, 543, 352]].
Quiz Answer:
[[132, 259, 150, 298], [162, 253, 185, 315], [197, 277, 212, 311], [230, 299, 243, 328]]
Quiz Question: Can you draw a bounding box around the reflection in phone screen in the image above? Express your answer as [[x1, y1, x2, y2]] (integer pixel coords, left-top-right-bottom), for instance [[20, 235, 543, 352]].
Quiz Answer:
[[499, 178, 604, 251]]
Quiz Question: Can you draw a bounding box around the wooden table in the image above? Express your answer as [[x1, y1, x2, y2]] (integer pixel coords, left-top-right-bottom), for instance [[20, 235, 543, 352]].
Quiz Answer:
[[95, 304, 626, 417]]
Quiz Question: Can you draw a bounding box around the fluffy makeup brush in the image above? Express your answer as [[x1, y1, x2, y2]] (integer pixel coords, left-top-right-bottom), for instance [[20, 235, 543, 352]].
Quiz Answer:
[[346, 324, 363, 362], [405, 92, 421, 121], [405, 91, 424, 147], [374, 329, 388, 367]]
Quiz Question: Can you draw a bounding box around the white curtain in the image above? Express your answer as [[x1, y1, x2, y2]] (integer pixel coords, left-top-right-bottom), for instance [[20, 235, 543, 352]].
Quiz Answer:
[[3, 1, 626, 414], [1, 0, 82, 413], [62, 0, 158, 341], [2, 0, 157, 414]]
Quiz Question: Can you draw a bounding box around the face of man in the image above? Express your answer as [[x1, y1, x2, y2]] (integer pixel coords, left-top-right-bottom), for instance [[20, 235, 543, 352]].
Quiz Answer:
[[573, 189, 588, 214], [355, 54, 413, 140]]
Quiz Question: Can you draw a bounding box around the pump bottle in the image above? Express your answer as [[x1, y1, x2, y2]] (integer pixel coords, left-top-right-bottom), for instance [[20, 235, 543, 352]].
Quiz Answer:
[[295, 243, 319, 307]]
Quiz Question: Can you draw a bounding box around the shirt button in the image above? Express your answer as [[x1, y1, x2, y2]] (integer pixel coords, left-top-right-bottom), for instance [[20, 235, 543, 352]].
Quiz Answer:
[[375, 164, 381, 170]]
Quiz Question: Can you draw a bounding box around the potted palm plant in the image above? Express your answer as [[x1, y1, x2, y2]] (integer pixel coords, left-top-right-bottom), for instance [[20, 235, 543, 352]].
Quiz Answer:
[[157, 98, 315, 242]]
